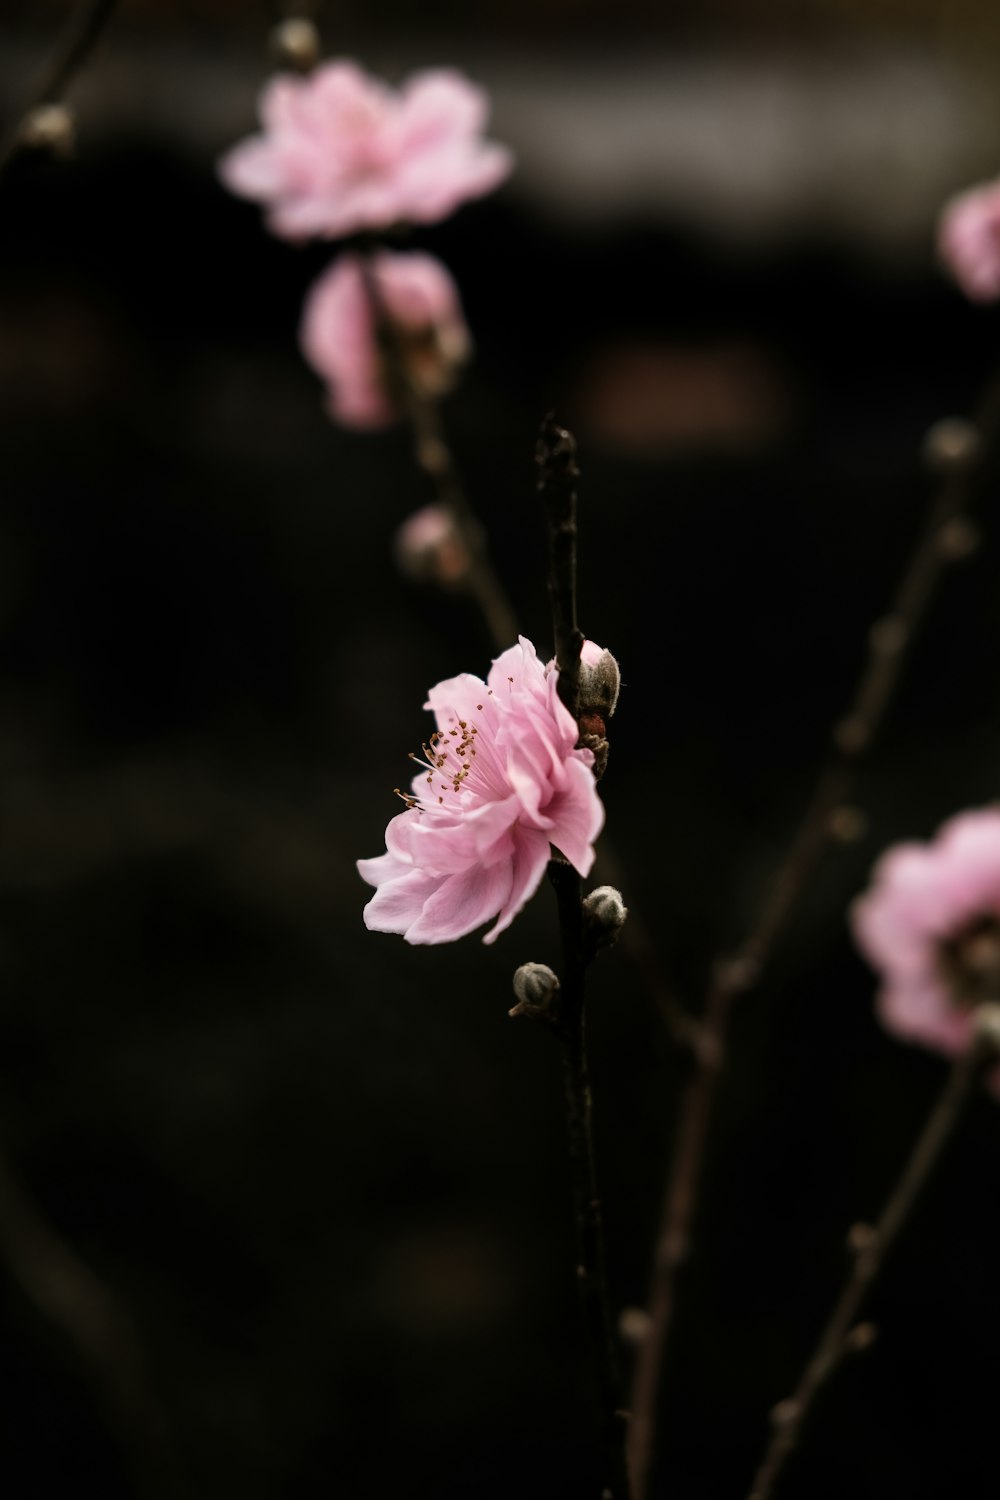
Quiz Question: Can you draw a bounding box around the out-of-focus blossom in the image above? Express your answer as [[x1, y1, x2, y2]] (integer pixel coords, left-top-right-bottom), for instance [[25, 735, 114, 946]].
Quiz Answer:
[[394, 504, 471, 585], [358, 637, 606, 945], [938, 178, 1000, 302], [300, 251, 470, 428], [851, 809, 1000, 1084], [218, 60, 512, 240]]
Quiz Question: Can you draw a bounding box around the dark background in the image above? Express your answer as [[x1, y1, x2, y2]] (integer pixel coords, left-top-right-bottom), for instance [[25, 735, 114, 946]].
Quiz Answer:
[[3, 3, 1000, 1498]]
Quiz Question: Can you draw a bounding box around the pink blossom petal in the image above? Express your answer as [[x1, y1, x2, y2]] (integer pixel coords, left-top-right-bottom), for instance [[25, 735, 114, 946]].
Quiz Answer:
[[483, 826, 552, 945], [358, 635, 607, 945], [404, 859, 514, 944], [361, 865, 445, 935], [853, 807, 1000, 1073], [220, 58, 512, 241]]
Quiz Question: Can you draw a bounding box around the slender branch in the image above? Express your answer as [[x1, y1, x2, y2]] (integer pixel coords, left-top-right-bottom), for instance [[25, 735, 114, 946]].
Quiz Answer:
[[0, 1143, 185, 1500], [536, 413, 585, 715], [745, 1020, 999, 1500], [358, 252, 519, 653], [536, 422, 630, 1499], [628, 392, 1000, 1500], [0, 0, 120, 177]]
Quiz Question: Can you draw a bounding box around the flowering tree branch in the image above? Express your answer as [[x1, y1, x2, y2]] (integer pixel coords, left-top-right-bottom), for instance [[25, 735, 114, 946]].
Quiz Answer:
[[745, 1010, 1000, 1500], [628, 397, 999, 1500], [536, 414, 585, 715], [0, 0, 119, 176], [533, 417, 630, 1500], [358, 251, 520, 653]]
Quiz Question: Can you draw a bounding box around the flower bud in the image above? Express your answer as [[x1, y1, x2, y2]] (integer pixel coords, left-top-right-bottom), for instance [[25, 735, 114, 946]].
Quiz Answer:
[[269, 18, 321, 73], [509, 962, 560, 1019], [973, 1002, 1000, 1054], [394, 504, 472, 586], [19, 103, 75, 158], [922, 416, 980, 476], [582, 886, 628, 950], [578, 640, 620, 718]]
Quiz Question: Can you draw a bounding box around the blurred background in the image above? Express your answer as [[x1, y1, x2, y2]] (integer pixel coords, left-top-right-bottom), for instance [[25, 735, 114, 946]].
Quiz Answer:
[[3, 2, 1000, 1497]]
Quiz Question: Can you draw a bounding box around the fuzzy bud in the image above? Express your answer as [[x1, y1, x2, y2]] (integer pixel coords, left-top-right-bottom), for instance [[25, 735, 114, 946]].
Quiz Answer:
[[19, 102, 75, 158], [269, 18, 321, 73], [973, 1002, 1000, 1055], [578, 640, 621, 718], [922, 417, 980, 476], [393, 504, 472, 586], [510, 962, 560, 1020], [582, 886, 628, 950]]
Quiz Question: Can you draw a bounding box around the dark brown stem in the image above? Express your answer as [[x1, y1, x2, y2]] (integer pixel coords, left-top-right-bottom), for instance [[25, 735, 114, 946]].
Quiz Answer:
[[548, 859, 631, 1500], [535, 421, 629, 1497], [536, 413, 585, 716], [0, 0, 119, 176], [628, 390, 1000, 1500], [0, 1144, 185, 1500], [358, 252, 519, 653], [745, 1023, 998, 1500]]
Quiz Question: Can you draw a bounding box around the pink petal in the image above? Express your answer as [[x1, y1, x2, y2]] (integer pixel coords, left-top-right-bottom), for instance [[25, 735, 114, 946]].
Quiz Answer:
[[403, 859, 514, 944], [483, 826, 552, 945]]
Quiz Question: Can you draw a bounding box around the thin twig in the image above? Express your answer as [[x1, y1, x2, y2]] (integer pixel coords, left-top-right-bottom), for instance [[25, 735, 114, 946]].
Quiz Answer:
[[536, 412, 585, 712], [537, 417, 630, 1499], [745, 1021, 999, 1500], [358, 252, 519, 652], [0, 0, 120, 177], [0, 1143, 185, 1500], [628, 392, 1000, 1500]]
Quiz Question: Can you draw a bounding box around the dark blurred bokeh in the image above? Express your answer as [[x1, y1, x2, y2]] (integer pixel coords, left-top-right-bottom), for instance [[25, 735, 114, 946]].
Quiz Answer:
[[3, 4, 1000, 1499]]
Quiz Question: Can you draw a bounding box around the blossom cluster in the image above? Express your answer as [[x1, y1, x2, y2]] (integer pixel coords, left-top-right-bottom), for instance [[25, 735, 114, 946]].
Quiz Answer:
[[220, 60, 511, 427]]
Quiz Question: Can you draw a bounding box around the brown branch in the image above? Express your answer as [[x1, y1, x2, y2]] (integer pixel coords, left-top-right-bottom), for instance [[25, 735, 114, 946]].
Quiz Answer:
[[745, 1016, 1000, 1500], [538, 427, 630, 1497], [536, 413, 585, 716], [0, 0, 119, 177], [358, 252, 520, 654], [627, 392, 1000, 1500]]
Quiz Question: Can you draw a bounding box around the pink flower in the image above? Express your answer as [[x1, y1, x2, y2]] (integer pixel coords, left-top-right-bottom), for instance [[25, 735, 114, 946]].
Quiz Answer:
[[218, 60, 512, 240], [938, 178, 1000, 302], [394, 504, 470, 583], [851, 809, 1000, 1083], [358, 637, 606, 945], [300, 250, 470, 428]]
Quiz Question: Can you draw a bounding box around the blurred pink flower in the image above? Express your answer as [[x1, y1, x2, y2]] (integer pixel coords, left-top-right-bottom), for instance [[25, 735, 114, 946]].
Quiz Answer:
[[218, 60, 512, 240], [300, 250, 470, 428], [938, 178, 1000, 302], [394, 504, 470, 583], [851, 809, 1000, 1082], [358, 637, 606, 945]]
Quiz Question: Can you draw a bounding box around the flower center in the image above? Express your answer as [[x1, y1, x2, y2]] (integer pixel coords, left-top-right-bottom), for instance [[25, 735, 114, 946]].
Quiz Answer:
[[394, 710, 487, 810], [937, 914, 1000, 1010]]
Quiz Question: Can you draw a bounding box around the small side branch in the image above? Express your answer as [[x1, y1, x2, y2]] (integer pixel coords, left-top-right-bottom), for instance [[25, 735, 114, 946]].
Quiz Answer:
[[628, 397, 999, 1500], [0, 0, 119, 176], [745, 1021, 998, 1500], [359, 253, 519, 653]]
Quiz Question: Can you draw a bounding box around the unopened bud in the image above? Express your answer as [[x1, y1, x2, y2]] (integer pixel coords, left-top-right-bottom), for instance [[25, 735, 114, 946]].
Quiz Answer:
[[619, 1306, 652, 1345], [582, 886, 628, 950], [922, 417, 980, 475], [973, 1002, 1000, 1054], [393, 504, 472, 586], [578, 641, 621, 718], [19, 102, 75, 157], [510, 962, 560, 1019], [269, 18, 321, 72]]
